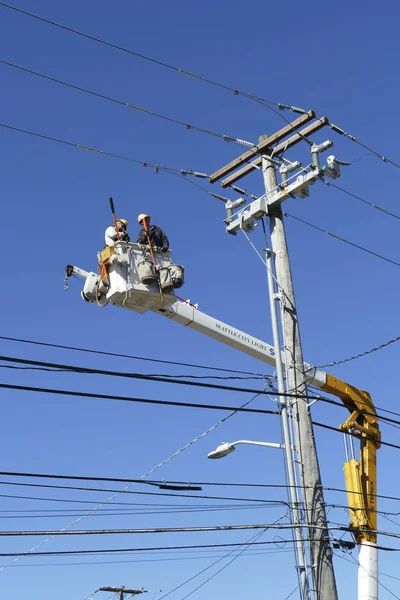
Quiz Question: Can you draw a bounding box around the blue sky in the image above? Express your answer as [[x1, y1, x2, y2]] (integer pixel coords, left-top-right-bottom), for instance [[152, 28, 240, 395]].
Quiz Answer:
[[1, 0, 400, 598]]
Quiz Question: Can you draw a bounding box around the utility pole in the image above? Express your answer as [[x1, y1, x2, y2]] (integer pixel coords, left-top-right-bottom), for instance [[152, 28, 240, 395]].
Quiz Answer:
[[99, 586, 146, 599], [261, 144, 338, 600], [208, 112, 340, 599], [265, 241, 311, 600]]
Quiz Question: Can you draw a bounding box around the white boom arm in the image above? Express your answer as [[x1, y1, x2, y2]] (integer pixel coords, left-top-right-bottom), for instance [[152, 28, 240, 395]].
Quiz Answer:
[[151, 299, 327, 389]]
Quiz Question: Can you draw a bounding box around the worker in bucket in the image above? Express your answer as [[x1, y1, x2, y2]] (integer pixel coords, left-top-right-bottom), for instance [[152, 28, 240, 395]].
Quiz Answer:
[[99, 218, 130, 283], [105, 218, 130, 247], [137, 213, 169, 252]]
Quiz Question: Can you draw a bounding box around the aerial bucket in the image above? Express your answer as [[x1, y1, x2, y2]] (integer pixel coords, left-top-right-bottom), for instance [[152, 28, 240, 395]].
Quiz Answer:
[[137, 259, 155, 285], [170, 264, 185, 289], [159, 266, 174, 292]]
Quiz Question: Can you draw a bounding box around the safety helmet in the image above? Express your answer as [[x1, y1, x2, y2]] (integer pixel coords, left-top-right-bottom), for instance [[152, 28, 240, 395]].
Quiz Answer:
[[138, 213, 151, 224], [117, 219, 128, 227]]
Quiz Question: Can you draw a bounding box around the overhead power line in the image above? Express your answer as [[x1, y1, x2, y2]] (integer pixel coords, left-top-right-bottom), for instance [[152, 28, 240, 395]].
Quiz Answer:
[[0, 381, 278, 416], [0, 539, 302, 558], [0, 58, 255, 148], [0, 335, 264, 377], [329, 123, 400, 170], [323, 180, 400, 222], [317, 333, 400, 368], [0, 122, 238, 204], [2, 3, 399, 170], [2, 380, 400, 448], [0, 354, 276, 394], [284, 211, 400, 269], [0, 522, 354, 537], [0, 1, 298, 113], [2, 352, 400, 426], [0, 480, 286, 505]]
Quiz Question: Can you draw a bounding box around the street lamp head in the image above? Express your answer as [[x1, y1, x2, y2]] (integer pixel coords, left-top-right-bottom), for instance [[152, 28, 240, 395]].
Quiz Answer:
[[207, 442, 236, 459]]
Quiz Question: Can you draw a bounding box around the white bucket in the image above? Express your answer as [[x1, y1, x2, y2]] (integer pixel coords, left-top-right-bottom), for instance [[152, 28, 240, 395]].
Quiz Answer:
[[159, 267, 174, 292], [137, 260, 155, 284], [170, 264, 184, 289]]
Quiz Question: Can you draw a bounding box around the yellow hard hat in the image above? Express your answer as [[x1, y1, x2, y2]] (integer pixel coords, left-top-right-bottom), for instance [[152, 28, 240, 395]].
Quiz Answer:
[[138, 213, 151, 223], [117, 219, 128, 227]]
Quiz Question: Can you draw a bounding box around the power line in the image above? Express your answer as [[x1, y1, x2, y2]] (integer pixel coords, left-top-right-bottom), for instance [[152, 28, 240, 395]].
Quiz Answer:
[[1, 336, 399, 420], [0, 522, 354, 537], [0, 1, 298, 114], [172, 529, 270, 600], [0, 58, 255, 148], [323, 179, 400, 222], [0, 123, 182, 173], [2, 351, 400, 427], [329, 123, 400, 170], [333, 549, 400, 599], [0, 122, 237, 205], [158, 527, 269, 600], [0, 335, 264, 377], [0, 539, 302, 558], [6, 470, 400, 505], [0, 364, 266, 382], [0, 549, 294, 568], [0, 381, 278, 416], [0, 480, 288, 505], [283, 211, 400, 268], [3, 1, 400, 171], [0, 354, 276, 394], [2, 379, 400, 449], [317, 333, 400, 368]]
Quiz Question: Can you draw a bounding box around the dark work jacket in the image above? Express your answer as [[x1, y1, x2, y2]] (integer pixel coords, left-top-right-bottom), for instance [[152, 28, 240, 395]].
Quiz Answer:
[[137, 225, 169, 251]]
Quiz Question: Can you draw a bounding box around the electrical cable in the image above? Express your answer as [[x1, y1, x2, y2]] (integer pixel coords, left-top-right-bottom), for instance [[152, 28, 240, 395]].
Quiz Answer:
[[0, 523, 375, 537], [0, 389, 264, 571], [0, 334, 264, 377], [158, 527, 270, 600], [333, 549, 400, 599], [0, 480, 289, 505], [0, 1, 302, 114], [323, 179, 400, 222], [2, 3, 399, 174], [0, 58, 254, 148], [2, 379, 400, 449], [0, 381, 278, 415], [283, 211, 400, 268], [0, 354, 278, 394], [0, 122, 241, 205], [0, 549, 294, 568], [0, 363, 266, 382], [317, 333, 400, 369], [2, 350, 400, 427], [0, 539, 303, 558], [0, 394, 258, 572], [329, 123, 400, 170]]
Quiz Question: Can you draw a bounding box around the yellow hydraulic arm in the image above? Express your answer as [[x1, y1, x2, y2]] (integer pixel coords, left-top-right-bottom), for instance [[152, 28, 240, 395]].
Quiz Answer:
[[321, 374, 381, 543]]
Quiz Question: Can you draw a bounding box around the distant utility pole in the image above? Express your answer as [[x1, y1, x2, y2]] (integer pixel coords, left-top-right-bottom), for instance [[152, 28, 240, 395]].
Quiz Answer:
[[209, 111, 339, 599], [99, 586, 146, 600]]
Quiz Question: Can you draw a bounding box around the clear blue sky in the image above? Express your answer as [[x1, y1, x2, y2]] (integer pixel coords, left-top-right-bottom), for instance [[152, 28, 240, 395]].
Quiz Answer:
[[1, 0, 400, 598]]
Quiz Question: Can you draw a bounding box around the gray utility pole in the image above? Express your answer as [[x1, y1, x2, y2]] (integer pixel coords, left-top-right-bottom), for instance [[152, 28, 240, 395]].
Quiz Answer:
[[209, 111, 339, 599], [261, 145, 338, 600], [99, 586, 145, 600], [265, 239, 310, 600]]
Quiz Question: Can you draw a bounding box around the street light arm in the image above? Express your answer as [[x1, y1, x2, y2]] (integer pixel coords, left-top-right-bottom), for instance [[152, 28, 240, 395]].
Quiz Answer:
[[230, 440, 283, 449]]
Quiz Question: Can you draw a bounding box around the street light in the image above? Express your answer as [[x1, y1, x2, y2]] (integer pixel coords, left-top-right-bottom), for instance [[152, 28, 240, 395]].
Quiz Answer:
[[207, 440, 283, 459], [207, 437, 310, 600]]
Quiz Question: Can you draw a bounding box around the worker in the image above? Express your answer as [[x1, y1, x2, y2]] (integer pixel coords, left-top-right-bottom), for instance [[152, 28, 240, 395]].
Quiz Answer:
[[137, 214, 169, 252], [105, 219, 130, 247], [99, 218, 130, 283]]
